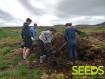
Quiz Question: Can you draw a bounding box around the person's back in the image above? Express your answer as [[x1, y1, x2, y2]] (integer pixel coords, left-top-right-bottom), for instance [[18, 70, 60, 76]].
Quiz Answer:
[[39, 30, 53, 43], [22, 22, 32, 39], [65, 27, 80, 43]]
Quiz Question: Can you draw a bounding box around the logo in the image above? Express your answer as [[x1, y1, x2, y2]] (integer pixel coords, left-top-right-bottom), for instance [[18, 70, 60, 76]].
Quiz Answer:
[[72, 66, 104, 76]]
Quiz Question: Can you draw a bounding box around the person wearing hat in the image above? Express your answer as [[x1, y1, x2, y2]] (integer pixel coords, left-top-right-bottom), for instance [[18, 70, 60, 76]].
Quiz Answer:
[[38, 27, 56, 63], [21, 18, 32, 61], [64, 23, 81, 64]]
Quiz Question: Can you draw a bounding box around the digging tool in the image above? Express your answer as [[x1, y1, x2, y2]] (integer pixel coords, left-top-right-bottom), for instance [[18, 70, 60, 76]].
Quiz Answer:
[[46, 42, 67, 55], [53, 42, 67, 53], [46, 42, 67, 68]]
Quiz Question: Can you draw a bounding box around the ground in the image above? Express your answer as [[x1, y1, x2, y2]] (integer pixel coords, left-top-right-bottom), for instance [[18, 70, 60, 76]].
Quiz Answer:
[[0, 26, 105, 79]]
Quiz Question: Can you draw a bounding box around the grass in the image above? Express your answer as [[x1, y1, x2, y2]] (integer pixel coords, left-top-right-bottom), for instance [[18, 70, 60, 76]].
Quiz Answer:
[[0, 62, 9, 70], [80, 26, 105, 34], [0, 64, 40, 79], [0, 27, 40, 79], [0, 47, 12, 56]]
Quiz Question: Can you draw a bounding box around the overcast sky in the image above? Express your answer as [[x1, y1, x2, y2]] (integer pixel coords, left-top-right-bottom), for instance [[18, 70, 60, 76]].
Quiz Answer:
[[0, 0, 105, 26]]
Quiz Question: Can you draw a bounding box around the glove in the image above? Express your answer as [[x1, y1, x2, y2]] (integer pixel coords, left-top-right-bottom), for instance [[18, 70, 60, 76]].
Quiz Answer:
[[80, 32, 88, 37], [31, 37, 35, 40]]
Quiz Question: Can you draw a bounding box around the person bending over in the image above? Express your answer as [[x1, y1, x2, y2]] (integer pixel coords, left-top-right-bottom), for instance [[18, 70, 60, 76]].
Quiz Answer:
[[39, 28, 56, 63]]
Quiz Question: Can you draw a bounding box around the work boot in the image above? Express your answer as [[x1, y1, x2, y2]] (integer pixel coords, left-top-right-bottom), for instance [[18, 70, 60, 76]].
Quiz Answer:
[[43, 55, 47, 59], [67, 61, 74, 65], [40, 55, 47, 63], [40, 56, 44, 63], [74, 60, 79, 65]]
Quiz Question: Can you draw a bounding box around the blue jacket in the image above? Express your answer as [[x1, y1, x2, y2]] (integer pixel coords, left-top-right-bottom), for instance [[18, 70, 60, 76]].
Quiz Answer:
[[64, 27, 80, 44], [30, 26, 37, 38]]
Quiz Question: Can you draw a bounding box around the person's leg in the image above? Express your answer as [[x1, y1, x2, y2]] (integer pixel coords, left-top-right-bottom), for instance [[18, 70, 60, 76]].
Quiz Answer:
[[72, 44, 76, 62], [73, 44, 78, 61], [23, 47, 27, 59], [24, 38, 32, 59], [23, 39, 27, 60], [24, 48, 30, 60], [39, 39, 46, 63], [68, 44, 74, 61], [39, 39, 46, 56]]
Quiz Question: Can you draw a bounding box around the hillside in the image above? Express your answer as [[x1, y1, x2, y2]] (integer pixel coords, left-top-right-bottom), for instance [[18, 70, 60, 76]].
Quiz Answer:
[[0, 26, 105, 79], [96, 22, 105, 26]]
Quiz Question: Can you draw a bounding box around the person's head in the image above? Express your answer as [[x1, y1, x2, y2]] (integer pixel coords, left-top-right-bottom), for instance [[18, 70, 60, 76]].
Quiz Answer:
[[26, 18, 32, 25], [65, 23, 72, 28], [48, 27, 56, 34], [34, 23, 37, 27]]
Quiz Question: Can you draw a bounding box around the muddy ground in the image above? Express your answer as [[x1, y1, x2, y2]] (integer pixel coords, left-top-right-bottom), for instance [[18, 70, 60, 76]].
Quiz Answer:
[[31, 32, 105, 79]]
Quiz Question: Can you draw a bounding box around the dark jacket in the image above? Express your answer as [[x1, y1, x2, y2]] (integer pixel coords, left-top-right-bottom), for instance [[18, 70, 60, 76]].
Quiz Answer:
[[64, 27, 80, 44], [21, 23, 32, 40]]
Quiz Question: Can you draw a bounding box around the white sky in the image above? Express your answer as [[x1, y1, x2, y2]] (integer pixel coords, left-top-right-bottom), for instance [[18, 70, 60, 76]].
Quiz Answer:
[[0, 0, 105, 26]]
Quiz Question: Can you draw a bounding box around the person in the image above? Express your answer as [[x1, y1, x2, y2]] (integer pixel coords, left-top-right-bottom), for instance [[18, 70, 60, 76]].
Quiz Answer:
[[30, 23, 37, 41], [21, 18, 32, 61], [38, 27, 56, 63], [64, 23, 81, 64]]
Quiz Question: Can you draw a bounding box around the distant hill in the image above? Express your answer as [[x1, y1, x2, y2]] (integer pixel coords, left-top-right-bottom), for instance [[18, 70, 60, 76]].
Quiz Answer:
[[96, 22, 105, 26]]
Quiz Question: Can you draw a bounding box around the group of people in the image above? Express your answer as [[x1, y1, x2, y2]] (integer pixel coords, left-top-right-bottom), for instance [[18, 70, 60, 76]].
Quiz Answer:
[[21, 18, 81, 64]]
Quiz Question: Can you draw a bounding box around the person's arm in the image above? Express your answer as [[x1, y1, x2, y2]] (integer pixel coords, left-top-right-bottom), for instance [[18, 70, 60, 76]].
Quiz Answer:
[[34, 27, 37, 38], [30, 27, 33, 37], [75, 28, 81, 34], [44, 32, 48, 42], [30, 29, 34, 40], [74, 28, 88, 37], [64, 29, 68, 41], [21, 31, 24, 39]]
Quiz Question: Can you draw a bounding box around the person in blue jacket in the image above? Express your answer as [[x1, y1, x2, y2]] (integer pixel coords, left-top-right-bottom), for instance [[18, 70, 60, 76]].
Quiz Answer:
[[30, 23, 37, 40], [21, 18, 32, 61], [64, 23, 81, 63]]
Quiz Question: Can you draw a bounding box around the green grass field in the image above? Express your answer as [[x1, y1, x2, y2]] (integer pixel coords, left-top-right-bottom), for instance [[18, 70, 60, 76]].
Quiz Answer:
[[0, 26, 105, 79], [0, 27, 41, 79]]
